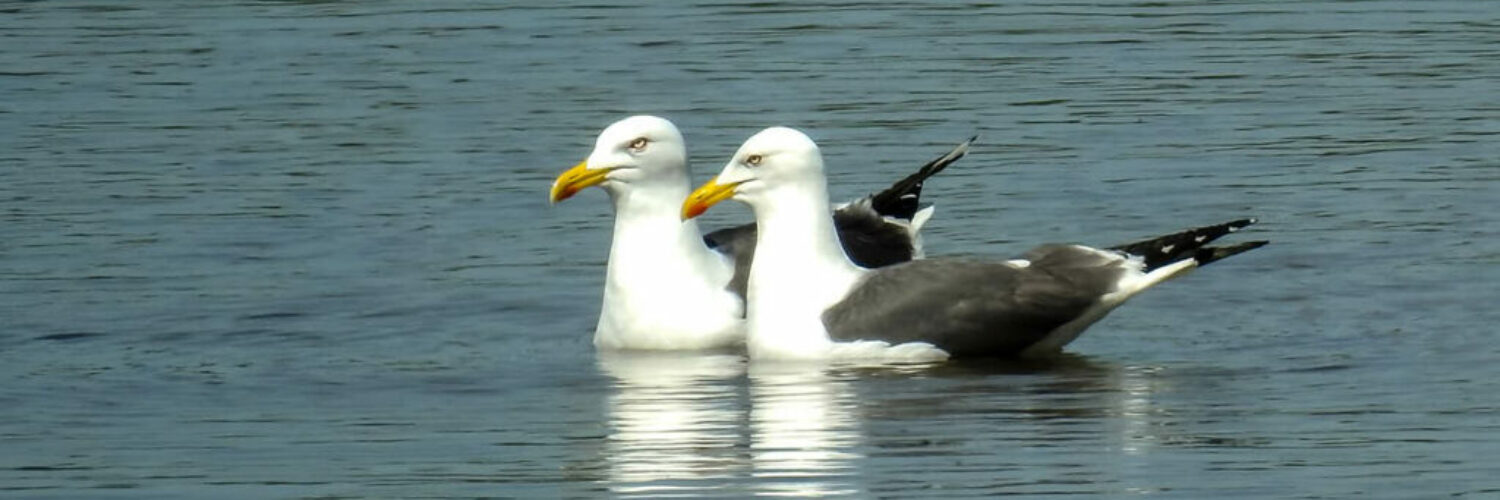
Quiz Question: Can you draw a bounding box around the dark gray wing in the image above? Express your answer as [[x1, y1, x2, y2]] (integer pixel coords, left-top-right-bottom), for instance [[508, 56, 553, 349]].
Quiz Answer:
[[830, 199, 919, 268], [822, 247, 1131, 358], [823, 219, 1270, 357], [703, 224, 757, 300]]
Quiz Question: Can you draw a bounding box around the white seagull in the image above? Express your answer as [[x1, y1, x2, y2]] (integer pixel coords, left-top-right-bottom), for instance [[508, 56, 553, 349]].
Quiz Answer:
[[550, 116, 970, 351], [682, 126, 1267, 361]]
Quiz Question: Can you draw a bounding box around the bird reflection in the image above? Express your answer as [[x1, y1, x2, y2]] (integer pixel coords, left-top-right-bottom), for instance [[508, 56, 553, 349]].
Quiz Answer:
[[1112, 364, 1165, 456], [749, 362, 866, 497], [937, 355, 1169, 456], [597, 351, 746, 497], [596, 352, 1176, 497]]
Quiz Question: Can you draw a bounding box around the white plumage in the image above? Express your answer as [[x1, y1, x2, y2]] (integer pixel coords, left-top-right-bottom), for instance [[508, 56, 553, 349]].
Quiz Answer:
[[552, 117, 966, 351]]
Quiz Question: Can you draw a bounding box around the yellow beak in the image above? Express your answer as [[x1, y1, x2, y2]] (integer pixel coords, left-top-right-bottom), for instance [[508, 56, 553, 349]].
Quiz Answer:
[[682, 179, 742, 220], [549, 160, 612, 203]]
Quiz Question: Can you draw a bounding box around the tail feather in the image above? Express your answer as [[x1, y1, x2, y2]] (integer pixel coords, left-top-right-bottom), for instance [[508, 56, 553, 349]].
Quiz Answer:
[[867, 136, 975, 220], [1109, 218, 1264, 272]]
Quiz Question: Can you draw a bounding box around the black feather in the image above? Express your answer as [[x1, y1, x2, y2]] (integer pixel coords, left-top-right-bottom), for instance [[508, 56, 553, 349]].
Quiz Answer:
[[1107, 218, 1263, 272], [866, 136, 975, 220]]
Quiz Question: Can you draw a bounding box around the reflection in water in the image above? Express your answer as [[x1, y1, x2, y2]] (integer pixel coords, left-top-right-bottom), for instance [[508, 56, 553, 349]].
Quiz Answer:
[[1014, 357, 1173, 495], [849, 356, 1174, 496], [979, 357, 1171, 458], [1113, 365, 1164, 457], [595, 353, 1178, 497], [597, 354, 879, 497], [597, 352, 746, 497], [749, 362, 865, 498], [1109, 364, 1168, 496]]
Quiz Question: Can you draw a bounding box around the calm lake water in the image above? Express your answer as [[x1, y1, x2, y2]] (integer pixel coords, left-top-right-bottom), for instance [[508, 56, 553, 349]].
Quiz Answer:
[[3, 1, 1498, 498]]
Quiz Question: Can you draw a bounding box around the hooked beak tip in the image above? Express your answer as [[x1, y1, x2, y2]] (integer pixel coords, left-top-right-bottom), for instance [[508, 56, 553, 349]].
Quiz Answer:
[[549, 185, 577, 204], [681, 179, 742, 220], [681, 203, 707, 220], [549, 159, 602, 204]]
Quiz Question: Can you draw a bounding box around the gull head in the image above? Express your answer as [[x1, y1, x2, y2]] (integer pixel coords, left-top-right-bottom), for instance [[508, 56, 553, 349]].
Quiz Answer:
[[551, 115, 688, 203], [682, 126, 824, 219]]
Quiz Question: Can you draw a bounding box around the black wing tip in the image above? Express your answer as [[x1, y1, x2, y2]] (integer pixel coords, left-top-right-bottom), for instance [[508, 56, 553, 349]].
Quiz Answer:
[[1194, 240, 1269, 266], [1226, 217, 1258, 231], [910, 135, 975, 180], [945, 136, 977, 163], [867, 136, 975, 220], [1111, 217, 1265, 271]]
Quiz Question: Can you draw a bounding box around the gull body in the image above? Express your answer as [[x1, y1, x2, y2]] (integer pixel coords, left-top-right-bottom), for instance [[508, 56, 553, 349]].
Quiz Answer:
[[683, 127, 1267, 361]]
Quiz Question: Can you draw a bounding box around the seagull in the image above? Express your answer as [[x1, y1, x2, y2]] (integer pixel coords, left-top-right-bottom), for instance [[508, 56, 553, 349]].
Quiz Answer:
[[550, 116, 970, 351], [682, 126, 1267, 361]]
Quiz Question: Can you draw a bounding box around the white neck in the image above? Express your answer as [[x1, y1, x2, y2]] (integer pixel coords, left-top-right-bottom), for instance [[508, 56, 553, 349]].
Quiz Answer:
[[595, 179, 740, 350], [743, 178, 867, 358]]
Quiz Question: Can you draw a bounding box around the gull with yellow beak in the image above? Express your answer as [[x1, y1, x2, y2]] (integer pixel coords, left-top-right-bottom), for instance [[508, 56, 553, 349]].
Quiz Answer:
[[551, 116, 970, 350], [684, 126, 1267, 361]]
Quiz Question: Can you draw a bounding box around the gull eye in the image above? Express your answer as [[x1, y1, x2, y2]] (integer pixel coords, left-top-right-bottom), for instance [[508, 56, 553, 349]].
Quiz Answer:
[[745, 154, 763, 166], [628, 137, 648, 152]]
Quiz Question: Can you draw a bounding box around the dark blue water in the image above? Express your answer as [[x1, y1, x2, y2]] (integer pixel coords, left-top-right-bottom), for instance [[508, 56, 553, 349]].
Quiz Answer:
[[2, 1, 1497, 498]]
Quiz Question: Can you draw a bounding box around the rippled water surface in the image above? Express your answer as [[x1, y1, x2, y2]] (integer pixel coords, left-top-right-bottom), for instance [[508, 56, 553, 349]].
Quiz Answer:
[[3, 1, 1498, 498]]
